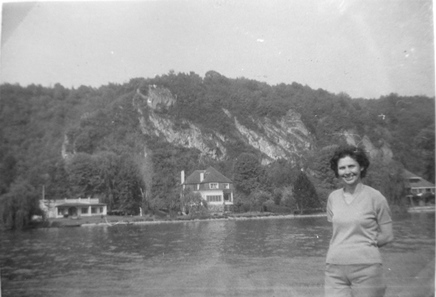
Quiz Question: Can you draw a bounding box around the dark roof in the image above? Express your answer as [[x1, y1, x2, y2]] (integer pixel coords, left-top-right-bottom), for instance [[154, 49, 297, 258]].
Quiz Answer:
[[402, 169, 420, 179], [403, 169, 435, 188], [184, 166, 232, 184]]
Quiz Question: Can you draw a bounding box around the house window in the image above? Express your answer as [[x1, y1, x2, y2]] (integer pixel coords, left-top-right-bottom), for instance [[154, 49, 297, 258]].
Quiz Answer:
[[100, 207, 103, 213], [91, 207, 97, 214], [209, 183, 219, 189], [82, 208, 88, 214], [223, 183, 230, 189], [207, 195, 222, 202]]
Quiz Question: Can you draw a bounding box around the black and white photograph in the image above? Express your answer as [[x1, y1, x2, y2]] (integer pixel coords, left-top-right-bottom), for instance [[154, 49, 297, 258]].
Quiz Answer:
[[0, 1, 434, 296]]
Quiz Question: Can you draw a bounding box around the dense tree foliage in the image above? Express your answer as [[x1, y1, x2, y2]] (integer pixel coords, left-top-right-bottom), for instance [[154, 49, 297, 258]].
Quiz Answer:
[[181, 188, 207, 217], [365, 158, 407, 212], [0, 71, 434, 228], [233, 153, 264, 196], [293, 171, 322, 212]]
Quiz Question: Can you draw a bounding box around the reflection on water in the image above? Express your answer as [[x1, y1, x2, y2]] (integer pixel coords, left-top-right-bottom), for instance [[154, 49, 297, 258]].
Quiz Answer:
[[0, 213, 434, 296]]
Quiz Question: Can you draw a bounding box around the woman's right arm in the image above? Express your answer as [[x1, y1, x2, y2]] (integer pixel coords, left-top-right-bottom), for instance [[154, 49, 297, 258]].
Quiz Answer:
[[376, 222, 394, 247]]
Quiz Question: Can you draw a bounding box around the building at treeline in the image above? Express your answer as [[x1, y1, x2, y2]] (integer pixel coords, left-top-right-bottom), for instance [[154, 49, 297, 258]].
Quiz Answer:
[[39, 198, 107, 218], [182, 166, 234, 213]]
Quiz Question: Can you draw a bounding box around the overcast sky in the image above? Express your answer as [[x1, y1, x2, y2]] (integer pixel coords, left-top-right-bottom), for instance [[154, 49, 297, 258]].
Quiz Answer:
[[1, 0, 434, 99]]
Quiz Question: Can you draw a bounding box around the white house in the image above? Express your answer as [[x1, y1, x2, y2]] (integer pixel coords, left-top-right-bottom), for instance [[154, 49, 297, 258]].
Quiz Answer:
[[403, 170, 435, 208], [181, 166, 234, 212], [40, 197, 107, 218]]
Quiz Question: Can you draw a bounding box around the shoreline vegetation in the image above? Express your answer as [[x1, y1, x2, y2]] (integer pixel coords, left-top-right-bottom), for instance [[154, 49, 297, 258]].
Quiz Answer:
[[28, 204, 412, 229], [32, 212, 328, 229]]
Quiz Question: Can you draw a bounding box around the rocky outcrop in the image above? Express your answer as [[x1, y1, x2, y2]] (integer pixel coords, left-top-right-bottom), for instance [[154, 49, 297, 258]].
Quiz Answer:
[[230, 109, 313, 164], [63, 84, 394, 167], [140, 111, 227, 160], [343, 130, 393, 162], [133, 86, 314, 164], [61, 134, 74, 161], [137, 86, 175, 111]]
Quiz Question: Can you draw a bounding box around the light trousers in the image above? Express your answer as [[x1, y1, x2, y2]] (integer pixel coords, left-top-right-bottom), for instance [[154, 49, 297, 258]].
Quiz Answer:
[[325, 263, 386, 297]]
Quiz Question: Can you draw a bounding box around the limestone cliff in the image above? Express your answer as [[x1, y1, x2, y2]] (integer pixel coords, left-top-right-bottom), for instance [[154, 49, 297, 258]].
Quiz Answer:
[[133, 87, 314, 164], [342, 130, 393, 162], [62, 85, 394, 166]]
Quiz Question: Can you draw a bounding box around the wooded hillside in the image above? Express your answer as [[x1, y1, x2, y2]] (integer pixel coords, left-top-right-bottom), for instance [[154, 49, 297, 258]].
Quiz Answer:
[[1, 71, 434, 228]]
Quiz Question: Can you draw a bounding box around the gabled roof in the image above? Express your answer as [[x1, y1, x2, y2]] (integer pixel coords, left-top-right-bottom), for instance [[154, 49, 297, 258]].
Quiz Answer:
[[403, 169, 435, 188], [184, 166, 232, 184], [402, 169, 421, 179]]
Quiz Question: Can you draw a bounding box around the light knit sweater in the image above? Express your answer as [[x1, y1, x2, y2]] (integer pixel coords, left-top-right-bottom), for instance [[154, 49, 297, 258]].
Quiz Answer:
[[326, 185, 392, 264]]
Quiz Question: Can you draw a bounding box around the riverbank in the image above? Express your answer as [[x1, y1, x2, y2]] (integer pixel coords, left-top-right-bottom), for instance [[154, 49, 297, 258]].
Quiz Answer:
[[40, 212, 327, 228]]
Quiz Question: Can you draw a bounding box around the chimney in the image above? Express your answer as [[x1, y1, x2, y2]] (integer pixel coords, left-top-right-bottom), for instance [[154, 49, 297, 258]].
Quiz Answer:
[[181, 170, 185, 184], [200, 172, 204, 182]]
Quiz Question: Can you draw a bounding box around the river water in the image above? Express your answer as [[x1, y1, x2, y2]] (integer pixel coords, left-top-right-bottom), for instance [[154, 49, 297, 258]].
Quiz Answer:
[[0, 213, 434, 297]]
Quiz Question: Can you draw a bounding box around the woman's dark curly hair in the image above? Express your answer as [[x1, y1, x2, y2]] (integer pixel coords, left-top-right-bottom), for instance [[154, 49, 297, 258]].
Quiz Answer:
[[329, 145, 370, 178]]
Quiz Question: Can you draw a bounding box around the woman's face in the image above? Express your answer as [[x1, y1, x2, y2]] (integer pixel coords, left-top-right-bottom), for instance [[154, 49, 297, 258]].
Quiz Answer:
[[337, 156, 363, 187]]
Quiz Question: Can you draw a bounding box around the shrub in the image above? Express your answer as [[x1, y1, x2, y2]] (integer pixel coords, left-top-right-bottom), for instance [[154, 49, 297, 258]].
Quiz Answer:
[[263, 199, 275, 211]]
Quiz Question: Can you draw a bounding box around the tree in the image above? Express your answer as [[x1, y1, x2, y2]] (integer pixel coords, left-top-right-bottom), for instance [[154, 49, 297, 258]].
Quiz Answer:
[[181, 188, 206, 216], [66, 152, 144, 214], [95, 151, 120, 208], [44, 158, 70, 199], [265, 158, 295, 188], [293, 171, 321, 213], [0, 154, 17, 195], [281, 186, 297, 210], [0, 180, 41, 229], [307, 145, 341, 207], [109, 154, 144, 215], [233, 153, 263, 196], [251, 190, 272, 212], [66, 153, 105, 197], [134, 149, 154, 215], [308, 145, 339, 190], [365, 159, 407, 211], [414, 125, 435, 182]]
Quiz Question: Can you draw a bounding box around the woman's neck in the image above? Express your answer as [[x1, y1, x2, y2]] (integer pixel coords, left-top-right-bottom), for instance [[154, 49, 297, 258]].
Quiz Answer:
[[344, 181, 363, 195]]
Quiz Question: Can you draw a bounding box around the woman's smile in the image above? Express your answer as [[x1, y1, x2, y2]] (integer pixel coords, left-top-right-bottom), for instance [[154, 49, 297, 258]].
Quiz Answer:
[[337, 156, 363, 186]]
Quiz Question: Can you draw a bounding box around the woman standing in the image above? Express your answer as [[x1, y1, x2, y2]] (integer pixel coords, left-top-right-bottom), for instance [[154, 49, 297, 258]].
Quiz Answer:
[[325, 145, 394, 297]]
